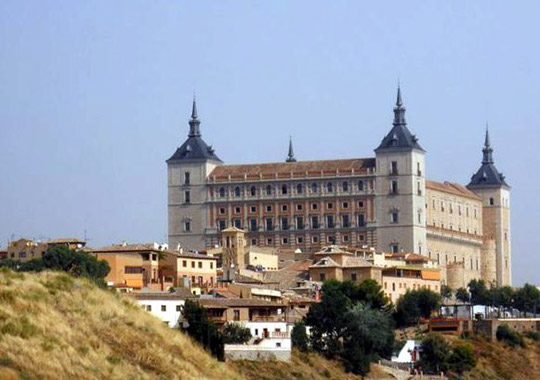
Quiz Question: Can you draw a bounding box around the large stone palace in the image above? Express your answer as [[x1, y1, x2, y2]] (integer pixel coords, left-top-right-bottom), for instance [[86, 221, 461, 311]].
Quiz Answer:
[[167, 88, 511, 287]]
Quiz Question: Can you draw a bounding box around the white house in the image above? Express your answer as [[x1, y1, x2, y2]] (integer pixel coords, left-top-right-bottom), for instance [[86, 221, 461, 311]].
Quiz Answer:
[[129, 291, 193, 328]]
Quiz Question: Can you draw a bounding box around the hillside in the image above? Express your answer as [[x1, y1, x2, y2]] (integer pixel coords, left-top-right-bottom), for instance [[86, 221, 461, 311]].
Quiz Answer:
[[0, 269, 242, 380]]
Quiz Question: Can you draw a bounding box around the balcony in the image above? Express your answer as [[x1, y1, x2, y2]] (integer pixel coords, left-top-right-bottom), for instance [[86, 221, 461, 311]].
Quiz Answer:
[[250, 315, 283, 322]]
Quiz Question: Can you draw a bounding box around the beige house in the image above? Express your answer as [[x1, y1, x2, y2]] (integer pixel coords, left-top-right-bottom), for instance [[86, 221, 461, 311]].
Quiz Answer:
[[5, 237, 86, 262], [309, 245, 383, 284], [160, 250, 217, 287]]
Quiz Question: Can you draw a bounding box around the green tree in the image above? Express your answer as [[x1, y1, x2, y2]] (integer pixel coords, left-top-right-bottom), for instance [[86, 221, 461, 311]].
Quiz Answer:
[[342, 303, 394, 376], [291, 321, 309, 352], [221, 323, 252, 344], [468, 279, 489, 305], [182, 300, 224, 359], [394, 289, 441, 327], [456, 287, 470, 303], [419, 333, 450, 374], [448, 343, 476, 375], [440, 285, 453, 300], [514, 283, 540, 315]]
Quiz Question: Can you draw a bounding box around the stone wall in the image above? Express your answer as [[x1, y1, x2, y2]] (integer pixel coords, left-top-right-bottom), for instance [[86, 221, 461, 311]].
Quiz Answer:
[[474, 318, 540, 341]]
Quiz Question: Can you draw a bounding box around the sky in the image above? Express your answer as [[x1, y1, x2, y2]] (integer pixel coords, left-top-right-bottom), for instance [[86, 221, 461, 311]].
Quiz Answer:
[[0, 1, 538, 285]]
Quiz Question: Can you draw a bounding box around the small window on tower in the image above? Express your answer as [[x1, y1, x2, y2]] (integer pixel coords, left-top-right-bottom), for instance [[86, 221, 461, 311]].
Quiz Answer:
[[184, 221, 191, 232], [184, 172, 190, 185], [489, 197, 494, 206], [391, 161, 398, 175], [184, 191, 191, 204]]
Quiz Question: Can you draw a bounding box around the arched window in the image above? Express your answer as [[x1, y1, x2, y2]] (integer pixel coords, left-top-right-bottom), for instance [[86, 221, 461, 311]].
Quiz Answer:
[[358, 180, 364, 191], [296, 183, 303, 194], [266, 185, 273, 196], [219, 187, 225, 198], [281, 184, 288, 195], [326, 182, 333, 193], [250, 186, 257, 196], [342, 181, 349, 192], [234, 187, 241, 197], [311, 183, 318, 193]]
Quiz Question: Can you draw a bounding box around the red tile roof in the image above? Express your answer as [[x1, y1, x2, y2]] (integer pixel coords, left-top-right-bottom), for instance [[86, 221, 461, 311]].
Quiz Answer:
[[208, 158, 376, 182], [426, 180, 481, 201]]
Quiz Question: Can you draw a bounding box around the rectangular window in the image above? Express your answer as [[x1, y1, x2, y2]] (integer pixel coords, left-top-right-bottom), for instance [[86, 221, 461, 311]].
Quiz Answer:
[[184, 221, 191, 232], [312, 236, 319, 243], [326, 215, 335, 228], [219, 208, 226, 215], [218, 220, 226, 230], [351, 273, 357, 282], [198, 262, 202, 269], [176, 305, 182, 312], [282, 237, 289, 244], [342, 202, 349, 209], [124, 266, 143, 274], [327, 202, 333, 209], [184, 191, 191, 204], [147, 305, 152, 312], [281, 217, 289, 230], [297, 236, 303, 244], [182, 260, 187, 267], [281, 204, 288, 212], [311, 216, 319, 229], [250, 218, 257, 232], [391, 212, 399, 223], [311, 203, 318, 210], [357, 213, 366, 227], [234, 206, 241, 214], [266, 218, 273, 231], [210, 262, 214, 269], [296, 216, 304, 230], [233, 310, 240, 321], [319, 273, 326, 282], [296, 204, 303, 211], [191, 261, 195, 268], [391, 161, 398, 175], [358, 201, 364, 208], [342, 214, 350, 228], [161, 305, 166, 312], [184, 172, 190, 185], [391, 180, 398, 194], [250, 206, 257, 213], [391, 244, 399, 253], [233, 219, 242, 229], [417, 162, 422, 176], [266, 238, 273, 245]]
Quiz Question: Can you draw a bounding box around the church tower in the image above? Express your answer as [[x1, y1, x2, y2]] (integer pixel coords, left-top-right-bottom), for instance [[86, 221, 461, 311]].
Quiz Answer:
[[374, 86, 427, 254], [467, 127, 511, 285], [167, 98, 223, 251]]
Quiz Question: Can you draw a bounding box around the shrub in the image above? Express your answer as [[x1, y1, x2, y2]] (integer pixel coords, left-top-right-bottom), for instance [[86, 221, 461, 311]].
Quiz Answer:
[[524, 330, 540, 342], [496, 324, 524, 347], [394, 289, 441, 327], [448, 343, 476, 374], [291, 321, 309, 352], [222, 323, 251, 344], [419, 333, 450, 374]]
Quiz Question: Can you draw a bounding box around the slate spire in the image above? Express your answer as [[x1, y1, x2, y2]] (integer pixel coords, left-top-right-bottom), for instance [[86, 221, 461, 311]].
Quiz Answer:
[[286, 136, 297, 162], [188, 96, 201, 137], [393, 84, 406, 126], [482, 124, 494, 164]]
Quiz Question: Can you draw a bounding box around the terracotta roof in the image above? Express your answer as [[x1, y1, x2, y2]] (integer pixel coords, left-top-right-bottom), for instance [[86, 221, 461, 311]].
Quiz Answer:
[[47, 238, 86, 244], [208, 158, 376, 182], [93, 243, 164, 253], [426, 180, 481, 201], [342, 256, 373, 268], [263, 260, 312, 289], [127, 289, 194, 300], [197, 298, 284, 308], [310, 257, 340, 268]]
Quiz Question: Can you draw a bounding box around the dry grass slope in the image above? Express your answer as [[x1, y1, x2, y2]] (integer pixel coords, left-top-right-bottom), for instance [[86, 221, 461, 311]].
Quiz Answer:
[[0, 269, 243, 380]]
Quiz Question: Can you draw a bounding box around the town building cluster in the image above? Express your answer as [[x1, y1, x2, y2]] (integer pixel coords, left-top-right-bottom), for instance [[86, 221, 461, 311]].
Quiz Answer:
[[0, 87, 514, 362]]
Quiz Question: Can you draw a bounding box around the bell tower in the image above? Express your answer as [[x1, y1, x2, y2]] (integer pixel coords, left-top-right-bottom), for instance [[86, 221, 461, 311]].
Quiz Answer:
[[467, 127, 511, 285], [374, 86, 427, 254]]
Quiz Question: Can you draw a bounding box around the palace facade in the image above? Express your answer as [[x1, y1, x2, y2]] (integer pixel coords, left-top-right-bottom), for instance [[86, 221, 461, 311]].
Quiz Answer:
[[167, 89, 511, 287]]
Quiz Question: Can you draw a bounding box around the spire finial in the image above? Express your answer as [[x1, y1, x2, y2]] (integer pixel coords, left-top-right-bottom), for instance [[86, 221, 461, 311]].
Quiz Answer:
[[393, 84, 406, 126], [286, 136, 296, 162], [396, 79, 402, 107], [188, 96, 201, 137], [482, 123, 494, 164]]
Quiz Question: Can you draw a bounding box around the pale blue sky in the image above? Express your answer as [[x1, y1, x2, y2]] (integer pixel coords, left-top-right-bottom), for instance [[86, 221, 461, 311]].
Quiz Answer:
[[1, 1, 538, 285]]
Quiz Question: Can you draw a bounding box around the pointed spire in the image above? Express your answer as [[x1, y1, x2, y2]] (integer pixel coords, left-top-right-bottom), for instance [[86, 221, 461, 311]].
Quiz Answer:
[[188, 95, 201, 137], [393, 83, 406, 126], [191, 95, 198, 119], [482, 123, 494, 164], [286, 136, 296, 162]]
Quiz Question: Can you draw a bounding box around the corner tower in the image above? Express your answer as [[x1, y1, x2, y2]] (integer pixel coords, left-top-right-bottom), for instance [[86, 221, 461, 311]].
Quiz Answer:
[[167, 98, 223, 251], [467, 127, 511, 285], [374, 86, 427, 254]]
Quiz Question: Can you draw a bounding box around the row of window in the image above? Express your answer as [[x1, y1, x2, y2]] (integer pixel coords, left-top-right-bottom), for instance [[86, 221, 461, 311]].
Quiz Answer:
[[247, 233, 366, 247], [213, 180, 369, 199], [428, 198, 479, 218], [181, 259, 214, 270], [216, 214, 367, 231], [428, 251, 480, 270], [218, 200, 366, 215], [384, 282, 439, 292], [143, 304, 183, 312]]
